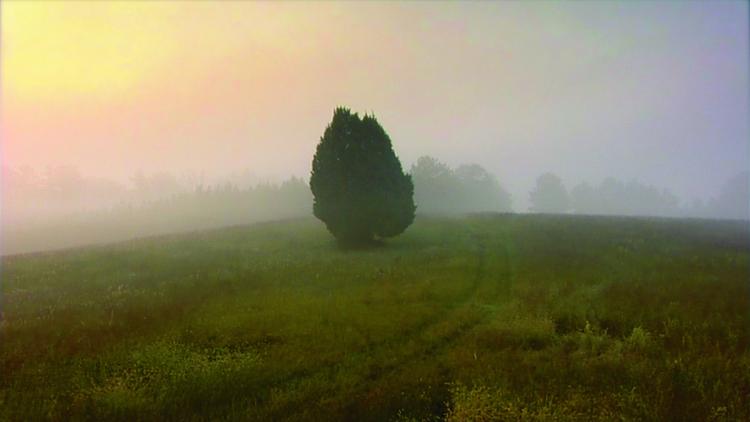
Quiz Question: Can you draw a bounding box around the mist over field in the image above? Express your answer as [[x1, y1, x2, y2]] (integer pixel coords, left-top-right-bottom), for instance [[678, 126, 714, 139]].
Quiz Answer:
[[2, 163, 748, 255], [2, 1, 748, 254]]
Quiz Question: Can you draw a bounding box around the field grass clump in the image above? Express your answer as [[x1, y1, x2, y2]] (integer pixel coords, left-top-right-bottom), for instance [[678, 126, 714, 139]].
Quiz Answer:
[[475, 312, 556, 351], [2, 214, 748, 421]]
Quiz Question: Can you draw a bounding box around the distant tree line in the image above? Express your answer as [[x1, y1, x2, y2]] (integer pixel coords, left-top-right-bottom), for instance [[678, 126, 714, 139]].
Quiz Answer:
[[139, 177, 312, 229], [410, 156, 512, 214], [2, 163, 747, 254], [686, 171, 750, 220], [2, 168, 312, 254], [528, 171, 749, 220], [570, 177, 680, 217]]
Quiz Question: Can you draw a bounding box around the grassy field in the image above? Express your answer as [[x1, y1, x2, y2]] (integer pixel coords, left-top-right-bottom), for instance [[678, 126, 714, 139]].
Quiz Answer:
[[1, 214, 749, 421]]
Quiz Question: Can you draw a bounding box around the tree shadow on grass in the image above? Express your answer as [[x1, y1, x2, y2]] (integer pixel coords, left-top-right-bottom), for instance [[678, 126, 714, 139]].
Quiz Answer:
[[335, 237, 386, 251]]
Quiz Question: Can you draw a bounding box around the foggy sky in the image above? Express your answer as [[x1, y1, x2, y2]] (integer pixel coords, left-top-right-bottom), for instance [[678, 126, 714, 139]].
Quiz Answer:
[[2, 1, 748, 210]]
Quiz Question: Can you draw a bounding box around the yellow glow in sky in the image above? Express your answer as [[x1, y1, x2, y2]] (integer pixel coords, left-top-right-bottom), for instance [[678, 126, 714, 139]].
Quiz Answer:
[[2, 2, 180, 103], [2, 1, 316, 106]]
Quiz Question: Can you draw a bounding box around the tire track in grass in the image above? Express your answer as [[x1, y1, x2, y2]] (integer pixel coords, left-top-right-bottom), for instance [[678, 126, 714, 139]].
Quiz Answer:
[[230, 231, 487, 411], [262, 220, 515, 420], [337, 219, 517, 420]]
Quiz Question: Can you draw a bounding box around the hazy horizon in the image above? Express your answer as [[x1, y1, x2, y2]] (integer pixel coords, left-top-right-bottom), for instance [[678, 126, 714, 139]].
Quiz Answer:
[[2, 1, 748, 211]]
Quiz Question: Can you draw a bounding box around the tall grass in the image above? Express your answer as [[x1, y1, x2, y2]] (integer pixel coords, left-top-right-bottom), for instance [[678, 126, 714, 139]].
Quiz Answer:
[[2, 215, 748, 421]]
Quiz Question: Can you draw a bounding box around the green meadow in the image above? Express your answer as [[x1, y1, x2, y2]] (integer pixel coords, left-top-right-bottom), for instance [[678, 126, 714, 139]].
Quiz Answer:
[[1, 215, 748, 421]]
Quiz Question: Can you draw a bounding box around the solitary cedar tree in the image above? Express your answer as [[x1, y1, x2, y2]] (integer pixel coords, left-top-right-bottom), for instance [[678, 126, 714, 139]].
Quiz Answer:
[[310, 107, 416, 245]]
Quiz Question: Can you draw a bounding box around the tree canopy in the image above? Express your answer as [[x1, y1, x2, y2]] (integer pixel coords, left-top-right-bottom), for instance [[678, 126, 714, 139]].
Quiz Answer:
[[309, 107, 415, 245], [410, 156, 512, 214], [529, 172, 570, 213], [570, 177, 679, 217]]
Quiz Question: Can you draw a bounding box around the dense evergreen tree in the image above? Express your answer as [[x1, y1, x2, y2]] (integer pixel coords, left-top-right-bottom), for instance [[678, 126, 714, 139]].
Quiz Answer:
[[310, 107, 415, 244]]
